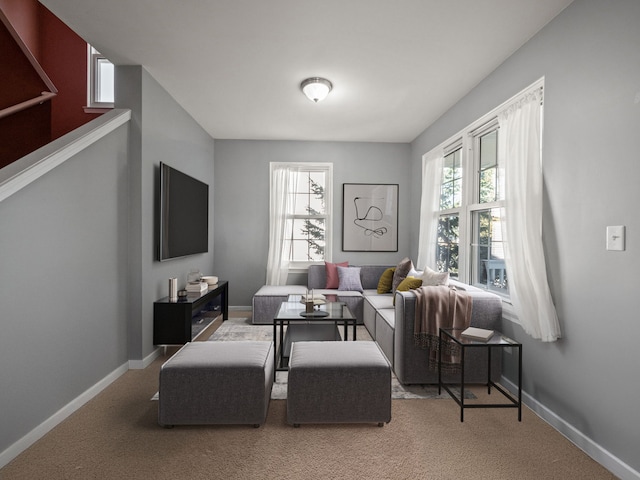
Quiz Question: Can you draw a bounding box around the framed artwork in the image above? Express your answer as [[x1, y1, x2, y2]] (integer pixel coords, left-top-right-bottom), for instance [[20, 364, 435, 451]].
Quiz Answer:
[[342, 183, 398, 252]]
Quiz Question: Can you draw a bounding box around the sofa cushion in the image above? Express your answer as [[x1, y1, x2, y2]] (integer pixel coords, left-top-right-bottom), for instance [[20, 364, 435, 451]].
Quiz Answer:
[[364, 293, 394, 311], [337, 266, 363, 292], [312, 289, 363, 297], [253, 285, 308, 296], [391, 257, 413, 293], [325, 261, 349, 288], [377, 267, 395, 294]]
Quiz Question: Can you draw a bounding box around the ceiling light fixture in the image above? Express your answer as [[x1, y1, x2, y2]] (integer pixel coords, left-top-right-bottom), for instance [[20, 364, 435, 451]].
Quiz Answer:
[[300, 77, 333, 103]]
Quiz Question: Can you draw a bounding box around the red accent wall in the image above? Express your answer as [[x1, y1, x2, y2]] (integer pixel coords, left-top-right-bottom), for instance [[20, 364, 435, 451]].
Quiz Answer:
[[0, 0, 105, 166], [0, 16, 47, 108], [0, 103, 51, 169], [0, 3, 51, 166], [38, 3, 102, 139], [0, 0, 40, 60]]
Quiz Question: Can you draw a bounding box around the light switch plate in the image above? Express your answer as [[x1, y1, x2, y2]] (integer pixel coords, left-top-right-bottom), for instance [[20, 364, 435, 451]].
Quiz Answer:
[[606, 226, 625, 251]]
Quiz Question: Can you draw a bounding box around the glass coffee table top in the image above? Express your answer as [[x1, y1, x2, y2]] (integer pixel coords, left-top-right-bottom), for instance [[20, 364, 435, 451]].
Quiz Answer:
[[275, 296, 355, 320], [272, 297, 357, 375]]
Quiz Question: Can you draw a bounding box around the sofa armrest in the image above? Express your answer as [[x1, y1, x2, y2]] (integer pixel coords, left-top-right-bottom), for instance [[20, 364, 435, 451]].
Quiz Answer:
[[393, 288, 503, 384]]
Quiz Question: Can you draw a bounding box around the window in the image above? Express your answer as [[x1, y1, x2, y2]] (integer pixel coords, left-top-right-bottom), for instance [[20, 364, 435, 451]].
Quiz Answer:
[[424, 81, 545, 301], [266, 163, 332, 285], [421, 78, 560, 340], [433, 124, 509, 297], [287, 168, 331, 265], [87, 46, 114, 109], [469, 126, 507, 295], [436, 147, 462, 277]]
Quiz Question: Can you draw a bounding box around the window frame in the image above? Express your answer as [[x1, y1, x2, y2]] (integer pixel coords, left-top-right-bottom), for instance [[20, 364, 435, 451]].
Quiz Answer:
[[424, 78, 544, 320], [272, 162, 333, 272], [86, 45, 114, 111], [442, 123, 508, 295], [436, 141, 464, 277]]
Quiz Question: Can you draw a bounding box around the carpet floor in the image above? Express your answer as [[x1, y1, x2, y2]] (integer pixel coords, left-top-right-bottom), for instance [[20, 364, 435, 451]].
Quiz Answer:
[[0, 314, 617, 479]]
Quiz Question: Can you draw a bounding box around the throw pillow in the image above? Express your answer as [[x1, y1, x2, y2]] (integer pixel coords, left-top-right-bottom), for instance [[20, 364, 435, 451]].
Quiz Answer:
[[396, 276, 423, 291], [408, 266, 424, 278], [391, 257, 413, 293], [420, 266, 450, 286], [394, 276, 423, 305], [325, 261, 349, 289], [337, 266, 363, 292], [377, 267, 396, 294]]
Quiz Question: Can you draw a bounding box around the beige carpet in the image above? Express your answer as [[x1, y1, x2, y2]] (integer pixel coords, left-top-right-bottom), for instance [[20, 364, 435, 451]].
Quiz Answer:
[[0, 315, 617, 480]]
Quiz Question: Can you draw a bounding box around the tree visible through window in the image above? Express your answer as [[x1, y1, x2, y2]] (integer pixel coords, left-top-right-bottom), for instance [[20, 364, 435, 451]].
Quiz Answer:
[[437, 148, 462, 277], [433, 125, 509, 296], [289, 171, 327, 262]]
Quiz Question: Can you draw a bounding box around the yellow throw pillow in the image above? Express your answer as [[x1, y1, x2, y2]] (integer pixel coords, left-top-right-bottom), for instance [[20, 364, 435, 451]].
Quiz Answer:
[[396, 276, 423, 292], [377, 267, 396, 294], [394, 276, 423, 304]]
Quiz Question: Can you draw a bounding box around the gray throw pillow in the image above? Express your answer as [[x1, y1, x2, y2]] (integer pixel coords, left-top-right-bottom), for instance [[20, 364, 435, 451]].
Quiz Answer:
[[391, 257, 413, 293], [337, 266, 363, 292]]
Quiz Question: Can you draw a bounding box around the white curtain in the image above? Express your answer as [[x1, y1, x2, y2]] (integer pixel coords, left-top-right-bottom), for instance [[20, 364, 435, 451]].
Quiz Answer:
[[499, 89, 561, 341], [416, 148, 444, 270], [266, 165, 299, 285]]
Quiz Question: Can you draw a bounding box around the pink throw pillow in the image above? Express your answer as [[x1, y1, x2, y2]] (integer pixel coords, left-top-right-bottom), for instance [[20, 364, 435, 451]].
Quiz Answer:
[[325, 261, 349, 288]]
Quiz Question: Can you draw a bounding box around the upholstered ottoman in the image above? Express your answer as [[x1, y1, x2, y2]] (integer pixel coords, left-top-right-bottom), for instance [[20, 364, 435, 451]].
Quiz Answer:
[[158, 341, 274, 427], [287, 341, 391, 427], [252, 285, 308, 324]]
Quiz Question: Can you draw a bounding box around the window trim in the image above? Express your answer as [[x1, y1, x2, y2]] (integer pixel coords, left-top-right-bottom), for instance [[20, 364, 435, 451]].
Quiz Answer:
[[423, 78, 545, 319], [270, 162, 333, 272], [86, 45, 114, 111]]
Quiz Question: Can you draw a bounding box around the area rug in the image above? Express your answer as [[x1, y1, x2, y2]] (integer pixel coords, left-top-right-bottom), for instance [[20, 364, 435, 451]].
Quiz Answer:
[[152, 318, 474, 401]]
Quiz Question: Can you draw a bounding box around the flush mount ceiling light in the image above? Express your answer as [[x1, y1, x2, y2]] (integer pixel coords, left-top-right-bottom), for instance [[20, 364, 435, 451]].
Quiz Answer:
[[300, 77, 333, 103]]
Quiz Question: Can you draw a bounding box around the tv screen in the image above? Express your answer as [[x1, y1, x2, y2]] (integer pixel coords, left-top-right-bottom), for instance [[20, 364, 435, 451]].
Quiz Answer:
[[159, 162, 209, 261]]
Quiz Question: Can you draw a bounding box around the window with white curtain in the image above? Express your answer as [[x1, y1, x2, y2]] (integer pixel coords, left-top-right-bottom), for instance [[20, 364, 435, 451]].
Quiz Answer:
[[266, 163, 332, 285], [435, 123, 508, 297], [418, 78, 561, 341]]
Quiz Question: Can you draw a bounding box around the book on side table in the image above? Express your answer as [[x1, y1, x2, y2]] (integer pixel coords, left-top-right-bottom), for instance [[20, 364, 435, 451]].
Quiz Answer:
[[461, 326, 494, 342]]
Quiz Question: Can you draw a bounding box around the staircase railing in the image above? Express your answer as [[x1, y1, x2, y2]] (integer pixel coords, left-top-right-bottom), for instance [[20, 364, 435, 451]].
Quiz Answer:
[[0, 92, 57, 120]]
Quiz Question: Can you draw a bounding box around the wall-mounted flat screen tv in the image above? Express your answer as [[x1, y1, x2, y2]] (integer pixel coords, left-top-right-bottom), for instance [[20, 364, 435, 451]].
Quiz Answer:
[[159, 162, 209, 261]]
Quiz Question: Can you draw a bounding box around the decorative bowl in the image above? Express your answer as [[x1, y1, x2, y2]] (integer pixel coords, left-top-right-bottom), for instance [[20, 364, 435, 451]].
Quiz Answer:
[[202, 276, 218, 285]]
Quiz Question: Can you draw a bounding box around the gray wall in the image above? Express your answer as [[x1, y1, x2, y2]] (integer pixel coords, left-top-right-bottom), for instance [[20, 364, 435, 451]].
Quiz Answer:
[[0, 123, 130, 457], [213, 140, 411, 306], [117, 66, 216, 360], [0, 66, 216, 460], [410, 0, 640, 473]]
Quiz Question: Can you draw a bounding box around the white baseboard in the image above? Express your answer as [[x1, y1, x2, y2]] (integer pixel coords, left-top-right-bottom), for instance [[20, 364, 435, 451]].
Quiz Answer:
[[0, 362, 129, 470], [128, 348, 161, 370], [501, 376, 639, 480]]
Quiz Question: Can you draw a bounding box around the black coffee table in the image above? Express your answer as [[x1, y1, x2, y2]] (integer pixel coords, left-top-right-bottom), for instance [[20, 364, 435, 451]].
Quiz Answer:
[[273, 297, 356, 380]]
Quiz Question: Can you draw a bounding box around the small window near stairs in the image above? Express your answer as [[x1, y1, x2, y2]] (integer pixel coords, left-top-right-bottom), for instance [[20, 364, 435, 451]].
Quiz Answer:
[[85, 45, 114, 112]]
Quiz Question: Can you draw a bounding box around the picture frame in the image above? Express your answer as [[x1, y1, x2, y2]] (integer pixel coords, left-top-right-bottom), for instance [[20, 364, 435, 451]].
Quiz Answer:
[[342, 183, 398, 252]]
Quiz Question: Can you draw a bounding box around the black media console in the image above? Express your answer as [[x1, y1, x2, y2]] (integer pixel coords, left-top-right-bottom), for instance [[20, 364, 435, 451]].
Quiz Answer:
[[153, 281, 228, 345]]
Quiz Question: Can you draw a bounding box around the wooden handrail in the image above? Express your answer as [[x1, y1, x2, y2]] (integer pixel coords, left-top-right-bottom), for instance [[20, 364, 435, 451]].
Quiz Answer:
[[0, 91, 57, 120]]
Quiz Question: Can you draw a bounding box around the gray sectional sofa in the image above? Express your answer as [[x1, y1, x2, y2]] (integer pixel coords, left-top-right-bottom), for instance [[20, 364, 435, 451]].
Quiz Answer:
[[252, 264, 503, 385]]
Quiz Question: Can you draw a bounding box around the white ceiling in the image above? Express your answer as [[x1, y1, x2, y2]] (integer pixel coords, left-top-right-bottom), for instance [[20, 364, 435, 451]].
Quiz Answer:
[[40, 0, 573, 143]]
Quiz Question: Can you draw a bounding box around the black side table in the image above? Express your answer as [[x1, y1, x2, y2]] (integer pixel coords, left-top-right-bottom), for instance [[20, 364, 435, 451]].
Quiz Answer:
[[438, 328, 522, 422]]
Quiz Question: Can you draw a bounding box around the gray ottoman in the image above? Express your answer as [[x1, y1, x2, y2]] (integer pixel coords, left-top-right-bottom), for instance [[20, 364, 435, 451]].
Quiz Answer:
[[287, 341, 391, 427], [252, 285, 307, 324], [159, 341, 274, 427]]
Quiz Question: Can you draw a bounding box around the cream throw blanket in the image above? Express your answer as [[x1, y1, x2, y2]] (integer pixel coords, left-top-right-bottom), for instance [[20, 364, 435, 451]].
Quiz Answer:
[[413, 285, 472, 373]]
